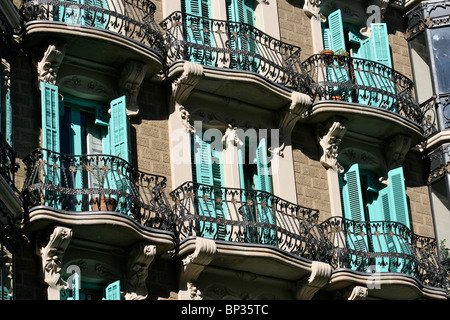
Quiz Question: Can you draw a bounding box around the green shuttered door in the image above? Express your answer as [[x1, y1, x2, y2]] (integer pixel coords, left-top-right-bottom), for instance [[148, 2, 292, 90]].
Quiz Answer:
[[41, 82, 61, 153]]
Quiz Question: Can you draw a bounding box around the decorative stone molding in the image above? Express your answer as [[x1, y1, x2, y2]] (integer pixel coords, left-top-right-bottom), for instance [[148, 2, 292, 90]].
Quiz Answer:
[[303, 0, 325, 21], [347, 285, 369, 300], [179, 237, 217, 300], [296, 261, 332, 300], [39, 226, 72, 300], [59, 75, 114, 100], [317, 117, 348, 172], [123, 242, 157, 300], [120, 60, 147, 117], [385, 134, 411, 171], [1, 58, 11, 92], [172, 61, 204, 133], [278, 91, 312, 137], [37, 42, 66, 88]]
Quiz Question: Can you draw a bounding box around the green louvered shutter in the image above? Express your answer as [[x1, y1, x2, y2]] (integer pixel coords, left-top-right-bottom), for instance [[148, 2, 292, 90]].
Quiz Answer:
[[354, 35, 376, 105], [193, 132, 222, 239], [67, 272, 80, 300], [371, 186, 392, 272], [371, 23, 396, 110], [104, 280, 121, 300], [388, 167, 410, 228], [326, 10, 350, 101], [340, 164, 368, 269], [254, 138, 275, 245], [211, 145, 227, 240], [41, 82, 60, 153], [4, 90, 12, 146], [182, 0, 214, 66], [110, 96, 129, 163]]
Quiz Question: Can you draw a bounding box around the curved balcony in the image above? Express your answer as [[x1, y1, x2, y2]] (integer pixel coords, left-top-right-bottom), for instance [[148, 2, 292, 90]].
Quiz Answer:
[[21, 149, 174, 246], [320, 216, 449, 298], [20, 0, 165, 75], [302, 54, 424, 143], [160, 11, 313, 110]]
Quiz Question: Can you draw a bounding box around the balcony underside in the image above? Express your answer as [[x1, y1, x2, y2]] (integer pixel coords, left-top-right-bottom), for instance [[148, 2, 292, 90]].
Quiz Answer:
[[325, 269, 448, 300], [23, 206, 175, 252], [305, 101, 424, 145], [21, 21, 164, 79], [165, 60, 297, 112]]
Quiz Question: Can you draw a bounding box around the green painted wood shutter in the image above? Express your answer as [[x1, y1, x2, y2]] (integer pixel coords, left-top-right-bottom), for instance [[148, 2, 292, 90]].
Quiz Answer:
[[104, 280, 121, 300], [371, 23, 392, 68], [193, 132, 227, 240], [41, 82, 61, 153], [109, 96, 129, 163], [328, 9, 346, 53], [67, 272, 80, 300]]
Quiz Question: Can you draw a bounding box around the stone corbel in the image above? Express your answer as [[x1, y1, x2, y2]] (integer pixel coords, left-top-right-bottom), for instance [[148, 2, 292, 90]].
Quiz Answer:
[[2, 58, 11, 92], [172, 61, 204, 133], [317, 117, 348, 173], [296, 261, 332, 300], [39, 226, 72, 300], [120, 60, 147, 117], [303, 0, 326, 22], [278, 91, 312, 137], [37, 42, 66, 89], [347, 285, 369, 300], [179, 237, 217, 300], [123, 242, 157, 300]]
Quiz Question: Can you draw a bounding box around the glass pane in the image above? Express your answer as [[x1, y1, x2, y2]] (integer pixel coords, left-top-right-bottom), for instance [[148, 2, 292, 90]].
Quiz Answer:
[[431, 28, 450, 94]]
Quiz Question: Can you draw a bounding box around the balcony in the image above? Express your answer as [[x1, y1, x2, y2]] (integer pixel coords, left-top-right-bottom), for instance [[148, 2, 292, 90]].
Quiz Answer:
[[20, 0, 165, 75], [170, 182, 449, 297], [302, 54, 424, 144], [21, 149, 174, 247], [0, 134, 19, 193], [320, 217, 448, 297], [160, 11, 313, 110]]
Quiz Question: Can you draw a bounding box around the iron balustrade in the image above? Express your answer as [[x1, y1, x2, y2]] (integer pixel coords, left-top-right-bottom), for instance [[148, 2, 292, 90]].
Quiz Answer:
[[22, 0, 165, 56], [421, 95, 439, 139], [319, 216, 449, 289], [0, 134, 19, 192], [302, 54, 423, 124], [169, 181, 327, 261], [160, 11, 313, 96], [21, 149, 173, 231]]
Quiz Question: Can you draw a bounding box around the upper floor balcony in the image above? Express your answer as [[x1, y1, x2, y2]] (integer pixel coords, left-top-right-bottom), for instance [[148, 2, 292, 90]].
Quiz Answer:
[[20, 0, 165, 77], [302, 53, 424, 144], [21, 148, 174, 249], [170, 181, 449, 298], [160, 11, 313, 111]]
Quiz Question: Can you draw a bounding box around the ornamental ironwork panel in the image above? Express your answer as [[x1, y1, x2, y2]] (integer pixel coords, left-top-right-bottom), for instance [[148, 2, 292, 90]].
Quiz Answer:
[[21, 149, 174, 231], [319, 216, 449, 289], [302, 54, 423, 125], [160, 11, 313, 97], [0, 134, 19, 193], [21, 0, 165, 56], [169, 181, 327, 261]]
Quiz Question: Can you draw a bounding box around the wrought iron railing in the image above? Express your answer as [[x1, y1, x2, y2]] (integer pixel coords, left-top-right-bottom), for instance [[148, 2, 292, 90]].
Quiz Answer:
[[421, 95, 439, 139], [21, 0, 165, 56], [160, 11, 313, 95], [319, 216, 449, 289], [169, 181, 327, 260], [0, 134, 19, 192], [21, 149, 173, 231], [302, 54, 423, 124]]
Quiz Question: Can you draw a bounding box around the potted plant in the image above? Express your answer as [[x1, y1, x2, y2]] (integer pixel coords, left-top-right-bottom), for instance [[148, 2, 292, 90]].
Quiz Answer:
[[320, 49, 334, 65]]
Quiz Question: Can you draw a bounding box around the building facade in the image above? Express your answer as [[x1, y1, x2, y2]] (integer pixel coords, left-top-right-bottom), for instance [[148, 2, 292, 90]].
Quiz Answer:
[[0, 0, 449, 300]]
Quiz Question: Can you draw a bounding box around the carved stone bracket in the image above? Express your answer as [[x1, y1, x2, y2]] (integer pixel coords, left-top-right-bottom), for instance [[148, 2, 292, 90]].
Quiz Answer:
[[179, 237, 217, 300], [123, 242, 157, 300], [296, 261, 332, 300], [278, 91, 312, 137], [303, 0, 325, 22], [39, 226, 72, 300], [37, 42, 66, 88], [385, 134, 412, 171], [347, 285, 369, 300], [120, 60, 147, 117], [317, 117, 348, 172], [172, 61, 204, 133], [2, 58, 11, 92]]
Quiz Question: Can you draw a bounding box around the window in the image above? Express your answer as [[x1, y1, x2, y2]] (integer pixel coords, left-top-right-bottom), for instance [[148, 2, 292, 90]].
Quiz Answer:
[[322, 9, 394, 106], [339, 164, 412, 272]]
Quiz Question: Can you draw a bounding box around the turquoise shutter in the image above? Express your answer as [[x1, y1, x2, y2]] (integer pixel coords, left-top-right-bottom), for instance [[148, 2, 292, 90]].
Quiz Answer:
[[388, 167, 410, 228], [370, 23, 395, 110], [326, 10, 350, 101], [85, 0, 109, 28], [58, 0, 83, 24], [322, 28, 330, 50], [67, 272, 80, 300], [104, 280, 121, 300], [340, 164, 368, 268], [110, 96, 129, 163], [354, 36, 376, 105], [5, 90, 12, 146], [41, 82, 60, 153], [183, 0, 214, 66], [254, 138, 275, 245], [193, 132, 226, 239]]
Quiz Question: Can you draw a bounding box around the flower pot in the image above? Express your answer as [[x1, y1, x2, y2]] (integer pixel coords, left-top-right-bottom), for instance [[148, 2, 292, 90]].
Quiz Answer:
[[331, 96, 343, 101], [93, 196, 117, 211], [320, 50, 334, 65]]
